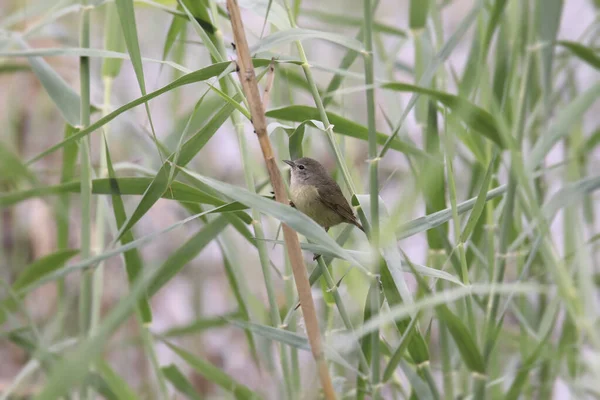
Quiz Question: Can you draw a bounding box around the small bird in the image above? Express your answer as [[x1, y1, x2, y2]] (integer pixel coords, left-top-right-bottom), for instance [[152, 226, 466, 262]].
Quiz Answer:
[[283, 157, 364, 233]]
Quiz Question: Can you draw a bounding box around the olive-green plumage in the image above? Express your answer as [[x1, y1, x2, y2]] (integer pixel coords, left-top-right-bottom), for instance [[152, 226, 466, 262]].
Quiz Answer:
[[284, 158, 364, 232]]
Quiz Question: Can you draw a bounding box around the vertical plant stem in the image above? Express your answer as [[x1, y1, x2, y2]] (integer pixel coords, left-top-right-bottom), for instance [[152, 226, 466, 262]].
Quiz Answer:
[[362, 0, 380, 394], [225, 1, 336, 398], [363, 0, 379, 244], [78, 0, 93, 337], [78, 2, 93, 399]]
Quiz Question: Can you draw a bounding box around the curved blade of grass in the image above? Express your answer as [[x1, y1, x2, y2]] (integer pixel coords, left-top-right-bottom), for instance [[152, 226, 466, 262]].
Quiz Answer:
[[0, 249, 79, 324], [266, 106, 431, 159], [11, 37, 81, 125], [379, 261, 430, 364], [356, 280, 383, 400], [251, 28, 364, 54], [102, 2, 126, 78], [26, 59, 296, 165], [115, 0, 163, 161], [350, 283, 546, 341], [0, 47, 192, 74], [180, 0, 216, 34], [381, 82, 504, 147], [396, 184, 507, 238], [105, 140, 152, 323], [266, 239, 463, 284], [159, 312, 240, 337], [161, 364, 202, 400], [403, 252, 485, 373], [115, 98, 237, 242], [229, 320, 361, 376], [174, 166, 366, 267], [163, 340, 262, 399], [238, 0, 290, 31], [147, 215, 229, 297], [460, 151, 498, 242], [18, 209, 216, 293], [380, 0, 484, 156], [528, 82, 600, 170], [0, 141, 36, 185], [13, 249, 80, 291], [557, 40, 600, 70], [382, 315, 419, 382], [32, 265, 164, 399], [0, 178, 224, 208], [95, 360, 137, 400], [303, 9, 406, 37]]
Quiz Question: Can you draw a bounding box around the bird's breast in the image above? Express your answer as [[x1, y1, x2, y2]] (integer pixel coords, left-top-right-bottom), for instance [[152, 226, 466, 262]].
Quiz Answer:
[[290, 184, 320, 213], [289, 184, 343, 228]]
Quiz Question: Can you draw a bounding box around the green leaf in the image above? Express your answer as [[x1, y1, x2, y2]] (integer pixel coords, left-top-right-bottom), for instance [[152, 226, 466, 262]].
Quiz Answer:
[[0, 249, 79, 324], [13, 249, 80, 290], [162, 12, 186, 62], [356, 280, 383, 400], [27, 59, 293, 164], [164, 341, 262, 399], [381, 82, 504, 147], [102, 2, 126, 78], [382, 315, 419, 382], [251, 28, 365, 54], [266, 106, 430, 159], [162, 364, 203, 400], [436, 304, 485, 373], [303, 9, 406, 37], [12, 37, 81, 125], [409, 0, 430, 30], [180, 0, 216, 34], [528, 82, 600, 170], [396, 184, 507, 238], [95, 360, 138, 400], [115, 99, 237, 241], [379, 263, 430, 364], [557, 40, 600, 70], [160, 312, 240, 337], [460, 152, 498, 242], [0, 141, 37, 185], [33, 256, 164, 400], [0, 178, 224, 208], [105, 139, 153, 323], [148, 216, 229, 297]]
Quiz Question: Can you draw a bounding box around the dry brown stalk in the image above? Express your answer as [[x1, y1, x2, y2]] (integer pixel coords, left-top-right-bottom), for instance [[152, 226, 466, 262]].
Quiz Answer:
[[225, 1, 337, 398]]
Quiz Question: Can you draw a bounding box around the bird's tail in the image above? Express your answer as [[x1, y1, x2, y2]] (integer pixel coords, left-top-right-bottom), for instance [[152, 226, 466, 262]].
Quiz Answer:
[[354, 219, 365, 233]]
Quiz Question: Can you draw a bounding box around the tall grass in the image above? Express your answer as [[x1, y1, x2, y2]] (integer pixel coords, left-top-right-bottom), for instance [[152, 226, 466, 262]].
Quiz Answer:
[[0, 0, 599, 399]]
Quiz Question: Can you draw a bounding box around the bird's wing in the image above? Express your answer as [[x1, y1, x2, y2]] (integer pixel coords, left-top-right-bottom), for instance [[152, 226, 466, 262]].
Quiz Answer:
[[316, 182, 357, 224]]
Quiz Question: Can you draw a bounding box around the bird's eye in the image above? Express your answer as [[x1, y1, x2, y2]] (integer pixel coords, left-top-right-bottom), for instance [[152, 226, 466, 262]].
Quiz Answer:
[[298, 165, 305, 170]]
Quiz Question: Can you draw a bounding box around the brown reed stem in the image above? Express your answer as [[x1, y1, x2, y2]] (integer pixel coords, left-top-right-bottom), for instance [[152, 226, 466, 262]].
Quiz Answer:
[[225, 1, 336, 398]]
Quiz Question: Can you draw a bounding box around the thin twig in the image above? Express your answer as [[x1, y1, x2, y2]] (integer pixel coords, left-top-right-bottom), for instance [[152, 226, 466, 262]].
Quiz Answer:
[[262, 58, 276, 110], [225, 1, 337, 399]]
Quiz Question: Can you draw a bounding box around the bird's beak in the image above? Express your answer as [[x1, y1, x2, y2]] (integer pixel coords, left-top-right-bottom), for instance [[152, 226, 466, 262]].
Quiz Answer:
[[283, 160, 295, 168]]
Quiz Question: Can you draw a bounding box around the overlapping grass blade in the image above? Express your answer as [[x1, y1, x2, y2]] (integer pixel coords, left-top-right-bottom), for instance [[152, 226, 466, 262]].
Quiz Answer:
[[251, 28, 365, 54], [163, 341, 263, 399], [104, 139, 153, 323], [0, 178, 223, 208], [26, 59, 296, 165], [161, 364, 202, 400], [266, 106, 430, 158]]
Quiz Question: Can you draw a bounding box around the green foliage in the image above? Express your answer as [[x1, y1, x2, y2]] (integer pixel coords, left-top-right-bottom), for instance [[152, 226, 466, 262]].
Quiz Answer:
[[0, 0, 598, 399]]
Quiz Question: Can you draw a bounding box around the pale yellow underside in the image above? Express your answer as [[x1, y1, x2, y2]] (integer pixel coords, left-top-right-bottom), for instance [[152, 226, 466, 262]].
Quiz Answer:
[[290, 184, 344, 229]]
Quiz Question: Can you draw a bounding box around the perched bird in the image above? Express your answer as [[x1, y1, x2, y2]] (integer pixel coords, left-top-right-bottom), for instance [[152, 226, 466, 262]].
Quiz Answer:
[[283, 157, 364, 233]]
